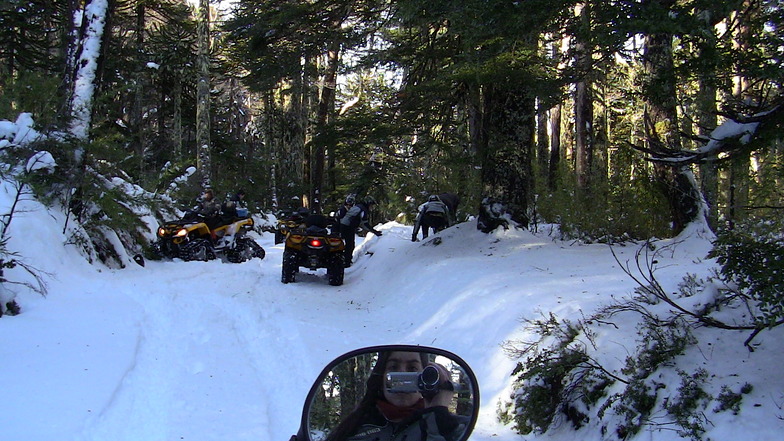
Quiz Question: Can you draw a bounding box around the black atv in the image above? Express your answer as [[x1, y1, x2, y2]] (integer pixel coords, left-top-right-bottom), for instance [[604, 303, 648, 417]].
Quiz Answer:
[[281, 216, 345, 286], [154, 211, 265, 263]]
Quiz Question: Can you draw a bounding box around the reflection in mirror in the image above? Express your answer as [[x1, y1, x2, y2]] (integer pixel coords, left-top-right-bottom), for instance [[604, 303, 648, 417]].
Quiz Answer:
[[307, 349, 478, 441]]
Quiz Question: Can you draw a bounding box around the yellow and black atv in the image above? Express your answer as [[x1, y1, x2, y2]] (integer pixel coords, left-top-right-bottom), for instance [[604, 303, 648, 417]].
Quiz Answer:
[[273, 208, 310, 244], [281, 215, 345, 286], [154, 211, 265, 263]]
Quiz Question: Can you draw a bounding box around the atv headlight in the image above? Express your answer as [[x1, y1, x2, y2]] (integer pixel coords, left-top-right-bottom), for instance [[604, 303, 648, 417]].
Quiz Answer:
[[175, 228, 188, 238], [157, 227, 166, 237]]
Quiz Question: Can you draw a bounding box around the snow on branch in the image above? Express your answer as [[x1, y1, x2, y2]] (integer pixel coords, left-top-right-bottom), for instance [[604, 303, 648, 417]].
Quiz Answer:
[[632, 104, 782, 165]]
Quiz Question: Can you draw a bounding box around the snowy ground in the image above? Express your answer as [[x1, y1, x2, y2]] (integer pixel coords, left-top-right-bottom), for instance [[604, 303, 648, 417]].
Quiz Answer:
[[1, 193, 783, 441]]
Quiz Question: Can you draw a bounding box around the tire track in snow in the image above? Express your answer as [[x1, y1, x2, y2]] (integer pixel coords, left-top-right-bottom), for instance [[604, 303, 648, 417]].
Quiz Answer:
[[78, 259, 312, 441]]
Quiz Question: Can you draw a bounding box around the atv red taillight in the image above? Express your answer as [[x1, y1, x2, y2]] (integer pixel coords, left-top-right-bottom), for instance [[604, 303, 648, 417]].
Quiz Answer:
[[309, 238, 323, 247]]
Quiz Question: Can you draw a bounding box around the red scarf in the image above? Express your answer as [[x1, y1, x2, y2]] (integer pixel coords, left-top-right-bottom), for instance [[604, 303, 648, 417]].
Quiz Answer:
[[376, 398, 425, 422]]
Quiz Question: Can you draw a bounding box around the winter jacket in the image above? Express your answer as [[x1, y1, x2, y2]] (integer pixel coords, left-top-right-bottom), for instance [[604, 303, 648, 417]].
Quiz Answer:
[[339, 205, 363, 228], [335, 204, 351, 224], [346, 407, 466, 441], [340, 203, 381, 235], [419, 200, 449, 219], [412, 201, 450, 240], [222, 193, 247, 217], [197, 198, 221, 217]]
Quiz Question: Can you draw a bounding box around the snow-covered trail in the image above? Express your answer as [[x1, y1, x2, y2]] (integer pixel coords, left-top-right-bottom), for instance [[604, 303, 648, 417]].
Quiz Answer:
[[73, 243, 340, 441], [2, 215, 720, 441]]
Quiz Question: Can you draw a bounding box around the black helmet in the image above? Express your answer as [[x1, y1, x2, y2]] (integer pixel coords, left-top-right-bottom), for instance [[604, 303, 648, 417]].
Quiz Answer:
[[345, 194, 356, 205], [365, 196, 377, 205], [428, 194, 440, 202]]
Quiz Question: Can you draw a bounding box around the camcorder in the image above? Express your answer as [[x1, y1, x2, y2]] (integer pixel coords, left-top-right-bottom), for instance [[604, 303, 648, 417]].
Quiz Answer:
[[385, 365, 456, 399]]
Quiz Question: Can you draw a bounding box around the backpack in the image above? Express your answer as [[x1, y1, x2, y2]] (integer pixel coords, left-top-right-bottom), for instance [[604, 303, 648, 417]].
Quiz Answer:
[[425, 201, 448, 217]]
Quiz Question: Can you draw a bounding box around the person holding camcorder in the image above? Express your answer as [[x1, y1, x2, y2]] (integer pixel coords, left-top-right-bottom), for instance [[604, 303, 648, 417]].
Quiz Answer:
[[325, 351, 466, 441]]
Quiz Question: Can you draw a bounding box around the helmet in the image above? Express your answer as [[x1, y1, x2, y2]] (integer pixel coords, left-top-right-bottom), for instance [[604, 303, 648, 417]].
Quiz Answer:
[[428, 194, 440, 202], [365, 196, 377, 205], [345, 195, 356, 205]]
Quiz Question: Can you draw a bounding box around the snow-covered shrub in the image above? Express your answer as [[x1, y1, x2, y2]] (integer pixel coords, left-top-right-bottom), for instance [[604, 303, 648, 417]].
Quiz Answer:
[[602, 317, 698, 440], [499, 314, 599, 434], [713, 383, 753, 415], [710, 219, 784, 330], [664, 369, 712, 441], [499, 299, 751, 441], [10, 131, 178, 268]]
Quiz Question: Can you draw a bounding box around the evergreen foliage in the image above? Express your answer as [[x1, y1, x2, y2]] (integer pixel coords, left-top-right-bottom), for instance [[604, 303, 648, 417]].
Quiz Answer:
[[499, 305, 748, 440], [0, 71, 61, 128], [710, 217, 784, 329], [0, 0, 779, 242]]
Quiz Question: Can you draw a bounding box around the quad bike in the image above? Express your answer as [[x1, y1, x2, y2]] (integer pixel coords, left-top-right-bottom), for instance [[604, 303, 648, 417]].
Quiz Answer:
[[274, 209, 309, 244], [288, 345, 480, 441], [154, 211, 265, 263], [275, 217, 304, 244], [281, 221, 345, 286]]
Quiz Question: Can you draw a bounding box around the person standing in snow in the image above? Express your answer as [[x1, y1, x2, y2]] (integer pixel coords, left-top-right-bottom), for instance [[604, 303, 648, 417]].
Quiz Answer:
[[334, 194, 356, 234], [412, 195, 450, 241], [338, 196, 382, 267]]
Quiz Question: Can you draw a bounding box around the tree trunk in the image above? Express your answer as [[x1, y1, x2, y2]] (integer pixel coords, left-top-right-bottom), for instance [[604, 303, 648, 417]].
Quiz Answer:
[[68, 0, 109, 148], [642, 0, 702, 233], [173, 74, 183, 161], [311, 45, 340, 213], [480, 85, 535, 227], [536, 101, 549, 181], [196, 0, 211, 188], [300, 54, 313, 208], [467, 82, 486, 158], [132, 2, 146, 184], [574, 2, 593, 191], [697, 66, 718, 231], [726, 1, 759, 228], [548, 103, 562, 190], [263, 91, 280, 212]]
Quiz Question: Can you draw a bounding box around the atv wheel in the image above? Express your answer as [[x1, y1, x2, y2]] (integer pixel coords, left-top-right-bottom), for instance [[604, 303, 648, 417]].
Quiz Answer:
[[281, 250, 298, 283], [326, 254, 345, 286], [182, 239, 215, 261], [226, 238, 266, 263], [249, 240, 266, 260]]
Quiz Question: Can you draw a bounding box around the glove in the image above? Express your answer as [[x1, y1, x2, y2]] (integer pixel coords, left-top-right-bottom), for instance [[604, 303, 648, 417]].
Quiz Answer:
[[373, 230, 383, 237]]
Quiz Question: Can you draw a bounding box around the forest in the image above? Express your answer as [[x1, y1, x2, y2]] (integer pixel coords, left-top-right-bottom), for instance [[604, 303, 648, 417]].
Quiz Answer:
[[1, 1, 783, 438], [1, 0, 782, 240]]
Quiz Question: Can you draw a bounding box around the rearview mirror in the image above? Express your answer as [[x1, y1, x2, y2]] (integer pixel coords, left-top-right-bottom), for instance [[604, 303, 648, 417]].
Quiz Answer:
[[294, 345, 480, 441]]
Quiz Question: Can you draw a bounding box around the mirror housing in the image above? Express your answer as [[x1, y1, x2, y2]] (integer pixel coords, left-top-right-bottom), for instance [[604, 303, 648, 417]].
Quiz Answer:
[[293, 345, 480, 441]]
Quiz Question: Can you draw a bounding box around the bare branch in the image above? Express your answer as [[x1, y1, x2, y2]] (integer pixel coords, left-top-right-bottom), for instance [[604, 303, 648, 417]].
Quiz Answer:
[[609, 242, 761, 348]]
